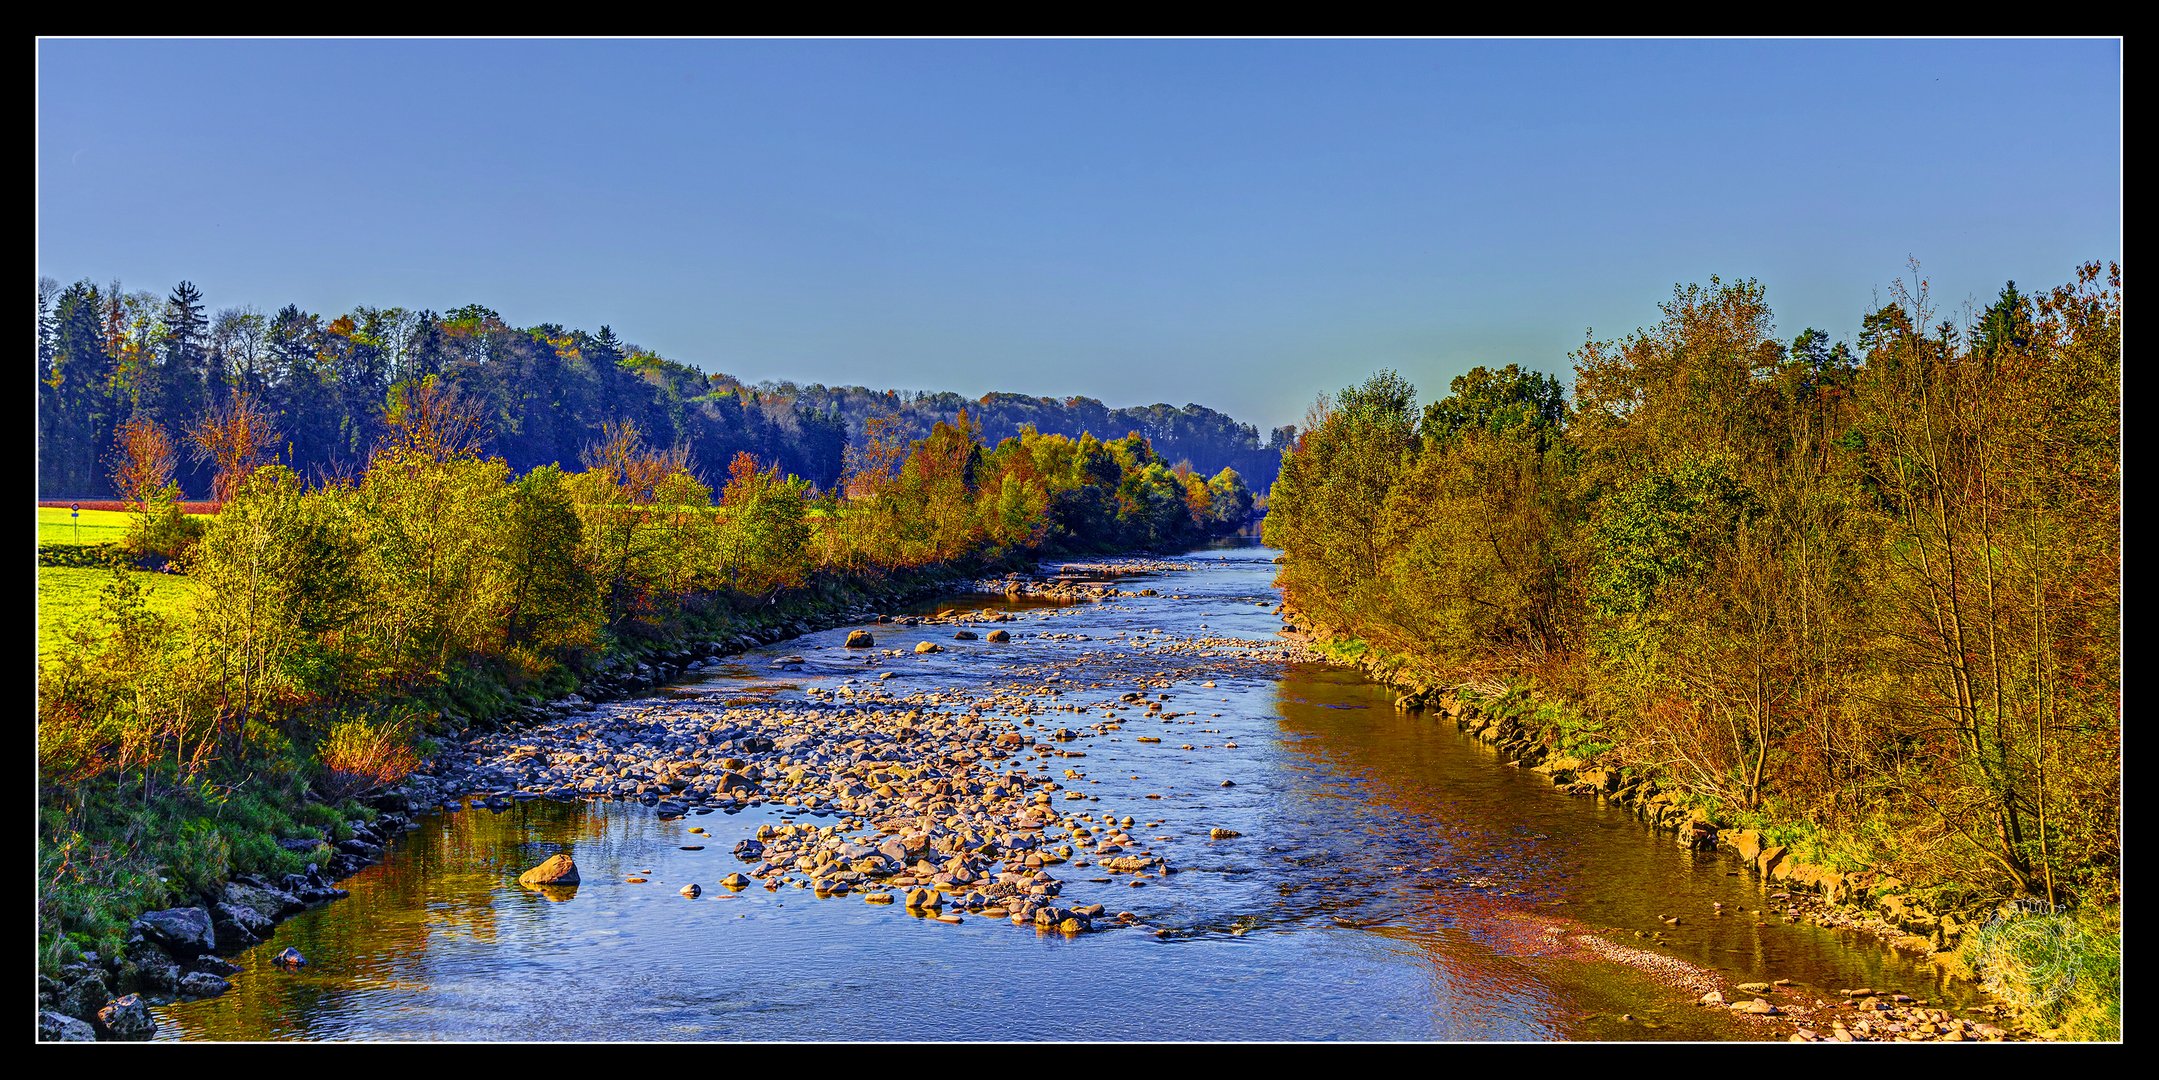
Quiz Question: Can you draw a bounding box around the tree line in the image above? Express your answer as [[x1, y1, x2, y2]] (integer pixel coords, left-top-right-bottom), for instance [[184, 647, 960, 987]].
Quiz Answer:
[[35, 277, 1283, 501], [38, 374, 1251, 963], [1264, 262, 2120, 908]]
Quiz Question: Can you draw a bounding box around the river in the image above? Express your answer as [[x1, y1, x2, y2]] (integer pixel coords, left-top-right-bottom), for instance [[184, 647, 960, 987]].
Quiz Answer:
[[153, 542, 1977, 1041]]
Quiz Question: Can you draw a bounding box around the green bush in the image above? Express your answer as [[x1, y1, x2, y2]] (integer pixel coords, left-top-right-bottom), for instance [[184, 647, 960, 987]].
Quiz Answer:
[[124, 500, 208, 566]]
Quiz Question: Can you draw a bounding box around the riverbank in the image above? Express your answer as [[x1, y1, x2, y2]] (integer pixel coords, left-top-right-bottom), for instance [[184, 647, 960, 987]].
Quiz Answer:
[[1272, 602, 2102, 1040], [36, 556, 1000, 1039]]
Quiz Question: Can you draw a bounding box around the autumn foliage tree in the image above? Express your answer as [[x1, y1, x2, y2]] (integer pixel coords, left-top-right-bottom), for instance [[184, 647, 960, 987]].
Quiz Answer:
[[188, 389, 281, 504], [109, 416, 177, 517]]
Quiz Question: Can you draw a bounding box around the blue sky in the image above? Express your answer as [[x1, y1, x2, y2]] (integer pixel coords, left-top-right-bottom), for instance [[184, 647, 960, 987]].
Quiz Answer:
[[36, 38, 2121, 433]]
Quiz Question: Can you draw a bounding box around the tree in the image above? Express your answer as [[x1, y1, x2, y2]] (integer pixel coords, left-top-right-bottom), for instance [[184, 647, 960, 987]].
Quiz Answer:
[[189, 390, 281, 504], [497, 465, 596, 652], [1418, 364, 1566, 448], [572, 420, 697, 625], [189, 465, 365, 746], [157, 282, 212, 490], [718, 451, 812, 594], [1263, 371, 1418, 623], [109, 416, 177, 518]]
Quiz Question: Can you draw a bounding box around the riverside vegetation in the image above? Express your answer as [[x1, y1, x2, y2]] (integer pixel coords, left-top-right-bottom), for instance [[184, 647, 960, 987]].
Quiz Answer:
[[1263, 262, 2120, 1039], [35, 371, 1254, 1038]]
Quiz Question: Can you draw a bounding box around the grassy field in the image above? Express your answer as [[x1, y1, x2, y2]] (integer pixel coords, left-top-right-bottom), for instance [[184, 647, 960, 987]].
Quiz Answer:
[[36, 507, 140, 548], [37, 566, 202, 664]]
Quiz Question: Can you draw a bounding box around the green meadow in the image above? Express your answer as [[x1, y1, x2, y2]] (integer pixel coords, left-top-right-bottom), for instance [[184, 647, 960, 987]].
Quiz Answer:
[[36, 566, 202, 665], [36, 506, 138, 547]]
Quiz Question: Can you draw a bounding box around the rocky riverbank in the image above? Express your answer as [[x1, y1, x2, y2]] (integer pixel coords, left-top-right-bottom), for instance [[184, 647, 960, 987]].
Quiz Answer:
[[1506, 909, 2018, 1041], [37, 810, 419, 1041], [975, 557, 1197, 604], [35, 560, 1033, 1041]]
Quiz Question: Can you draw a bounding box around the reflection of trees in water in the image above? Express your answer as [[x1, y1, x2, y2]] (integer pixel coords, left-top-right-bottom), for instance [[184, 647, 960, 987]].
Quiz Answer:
[[1263, 664, 1980, 1011], [158, 798, 625, 1040], [1357, 919, 1564, 1037], [1255, 665, 1564, 924]]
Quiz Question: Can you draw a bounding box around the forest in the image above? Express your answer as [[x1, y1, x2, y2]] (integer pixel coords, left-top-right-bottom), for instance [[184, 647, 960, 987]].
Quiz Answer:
[[35, 279, 1282, 501], [1265, 263, 2121, 912]]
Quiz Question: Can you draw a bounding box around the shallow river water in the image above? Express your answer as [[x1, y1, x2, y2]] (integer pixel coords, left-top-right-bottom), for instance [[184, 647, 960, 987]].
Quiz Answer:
[[154, 543, 1976, 1041]]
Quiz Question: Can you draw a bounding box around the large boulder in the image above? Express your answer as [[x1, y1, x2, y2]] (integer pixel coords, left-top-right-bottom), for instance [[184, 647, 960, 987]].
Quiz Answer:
[[1732, 829, 1764, 864], [56, 972, 111, 1019], [516, 853, 580, 888], [1819, 870, 1848, 903], [914, 641, 943, 654], [985, 629, 1011, 643], [188, 955, 241, 977], [336, 838, 384, 860], [39, 1010, 97, 1042], [131, 907, 216, 957], [225, 880, 303, 919], [120, 939, 182, 993], [214, 902, 275, 946], [1099, 855, 1162, 874], [713, 771, 760, 795], [95, 994, 157, 1041], [844, 630, 875, 648], [1757, 845, 1789, 878]]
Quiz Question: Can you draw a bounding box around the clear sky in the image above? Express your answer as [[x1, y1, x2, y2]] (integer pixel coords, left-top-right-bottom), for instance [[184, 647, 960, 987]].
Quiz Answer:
[[36, 38, 2121, 434]]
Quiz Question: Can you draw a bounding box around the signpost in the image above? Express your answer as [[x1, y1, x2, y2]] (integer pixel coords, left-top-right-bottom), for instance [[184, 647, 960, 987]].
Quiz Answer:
[[70, 502, 80, 545]]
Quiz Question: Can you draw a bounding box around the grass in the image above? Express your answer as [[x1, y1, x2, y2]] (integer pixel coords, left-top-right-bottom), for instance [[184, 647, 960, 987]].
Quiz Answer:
[[1952, 903, 2121, 1040], [37, 566, 202, 665], [37, 507, 139, 548], [38, 505, 217, 549], [39, 759, 372, 970]]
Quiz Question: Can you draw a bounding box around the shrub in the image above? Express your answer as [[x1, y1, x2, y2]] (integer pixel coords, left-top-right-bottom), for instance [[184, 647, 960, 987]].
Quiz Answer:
[[125, 501, 208, 567], [315, 716, 422, 803]]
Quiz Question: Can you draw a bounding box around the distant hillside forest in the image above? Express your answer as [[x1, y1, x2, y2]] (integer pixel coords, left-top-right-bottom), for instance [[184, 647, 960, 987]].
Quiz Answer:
[[35, 278, 1287, 501]]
